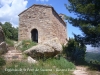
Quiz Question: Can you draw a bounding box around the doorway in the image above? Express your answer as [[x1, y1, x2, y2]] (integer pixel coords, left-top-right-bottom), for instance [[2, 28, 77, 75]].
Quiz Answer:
[[31, 29, 38, 43]]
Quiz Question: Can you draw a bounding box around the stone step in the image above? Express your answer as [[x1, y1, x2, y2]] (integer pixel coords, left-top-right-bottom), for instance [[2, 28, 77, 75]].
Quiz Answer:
[[3, 49, 23, 61], [5, 52, 22, 55], [4, 54, 22, 57], [7, 50, 22, 53]]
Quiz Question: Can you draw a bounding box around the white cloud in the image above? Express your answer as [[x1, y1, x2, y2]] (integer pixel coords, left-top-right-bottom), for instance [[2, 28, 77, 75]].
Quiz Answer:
[[36, 0, 49, 2], [0, 0, 28, 27]]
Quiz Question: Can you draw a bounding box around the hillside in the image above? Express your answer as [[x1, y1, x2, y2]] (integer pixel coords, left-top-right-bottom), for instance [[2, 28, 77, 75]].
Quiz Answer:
[[85, 52, 100, 62]]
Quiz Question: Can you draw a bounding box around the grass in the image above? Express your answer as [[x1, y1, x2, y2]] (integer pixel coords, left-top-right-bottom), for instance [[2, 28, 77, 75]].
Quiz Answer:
[[0, 57, 6, 67], [5, 38, 14, 47], [17, 40, 37, 52], [0, 57, 75, 75]]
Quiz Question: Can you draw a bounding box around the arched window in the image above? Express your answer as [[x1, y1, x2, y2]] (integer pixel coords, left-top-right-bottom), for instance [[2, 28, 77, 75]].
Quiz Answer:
[[31, 29, 38, 43]]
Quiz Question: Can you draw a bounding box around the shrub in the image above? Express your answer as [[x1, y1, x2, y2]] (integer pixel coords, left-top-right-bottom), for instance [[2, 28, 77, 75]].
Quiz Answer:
[[18, 40, 37, 52], [89, 60, 100, 70], [63, 38, 86, 65], [45, 57, 75, 69], [5, 38, 14, 46], [0, 57, 6, 67]]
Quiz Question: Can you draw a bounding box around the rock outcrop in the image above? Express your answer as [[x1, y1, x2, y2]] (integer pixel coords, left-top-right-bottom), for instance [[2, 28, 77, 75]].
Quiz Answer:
[[24, 38, 62, 59], [27, 56, 37, 64], [0, 26, 7, 54]]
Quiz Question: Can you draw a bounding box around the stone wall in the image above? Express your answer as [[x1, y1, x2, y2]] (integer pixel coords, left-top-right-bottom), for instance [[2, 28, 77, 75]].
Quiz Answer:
[[19, 4, 68, 44]]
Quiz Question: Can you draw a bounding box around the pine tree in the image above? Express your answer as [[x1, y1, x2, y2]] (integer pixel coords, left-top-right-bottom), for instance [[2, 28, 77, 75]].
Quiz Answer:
[[65, 0, 100, 47]]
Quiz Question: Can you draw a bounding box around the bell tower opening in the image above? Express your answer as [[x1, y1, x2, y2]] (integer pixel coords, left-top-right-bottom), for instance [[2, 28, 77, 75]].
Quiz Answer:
[[31, 29, 38, 43]]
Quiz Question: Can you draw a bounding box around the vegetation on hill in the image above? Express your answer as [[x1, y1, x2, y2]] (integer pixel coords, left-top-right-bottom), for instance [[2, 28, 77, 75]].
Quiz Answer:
[[64, 0, 100, 71], [1, 0, 100, 71], [85, 52, 100, 62], [0, 57, 75, 75], [1, 0, 100, 73]]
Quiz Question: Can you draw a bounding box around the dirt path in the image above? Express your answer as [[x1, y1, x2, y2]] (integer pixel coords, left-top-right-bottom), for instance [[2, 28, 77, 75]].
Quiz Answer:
[[73, 66, 88, 75]]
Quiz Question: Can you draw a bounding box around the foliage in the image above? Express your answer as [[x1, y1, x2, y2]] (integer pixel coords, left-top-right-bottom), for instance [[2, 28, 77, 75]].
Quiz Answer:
[[45, 57, 75, 69], [17, 40, 37, 52], [5, 38, 14, 47], [63, 38, 86, 65], [0, 22, 18, 41], [89, 60, 100, 70], [0, 57, 6, 67], [0, 57, 75, 75], [65, 0, 100, 47]]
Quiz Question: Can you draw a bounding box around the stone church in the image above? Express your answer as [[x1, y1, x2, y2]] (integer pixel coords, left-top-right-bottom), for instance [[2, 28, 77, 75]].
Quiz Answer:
[[18, 4, 68, 44]]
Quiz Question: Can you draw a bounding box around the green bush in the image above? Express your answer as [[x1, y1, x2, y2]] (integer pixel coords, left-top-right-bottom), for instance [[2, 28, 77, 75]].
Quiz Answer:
[[0, 57, 6, 67], [18, 40, 37, 52], [63, 38, 86, 65], [89, 60, 100, 70], [45, 57, 75, 69], [5, 38, 14, 46]]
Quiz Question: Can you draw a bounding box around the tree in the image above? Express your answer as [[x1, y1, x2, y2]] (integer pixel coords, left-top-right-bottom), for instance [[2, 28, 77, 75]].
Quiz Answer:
[[0, 22, 2, 26], [63, 38, 86, 64], [1, 22, 18, 41], [65, 0, 100, 47]]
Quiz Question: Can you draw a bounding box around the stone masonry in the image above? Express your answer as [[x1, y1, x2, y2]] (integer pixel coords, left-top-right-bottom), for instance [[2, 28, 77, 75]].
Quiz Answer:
[[18, 4, 68, 44]]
